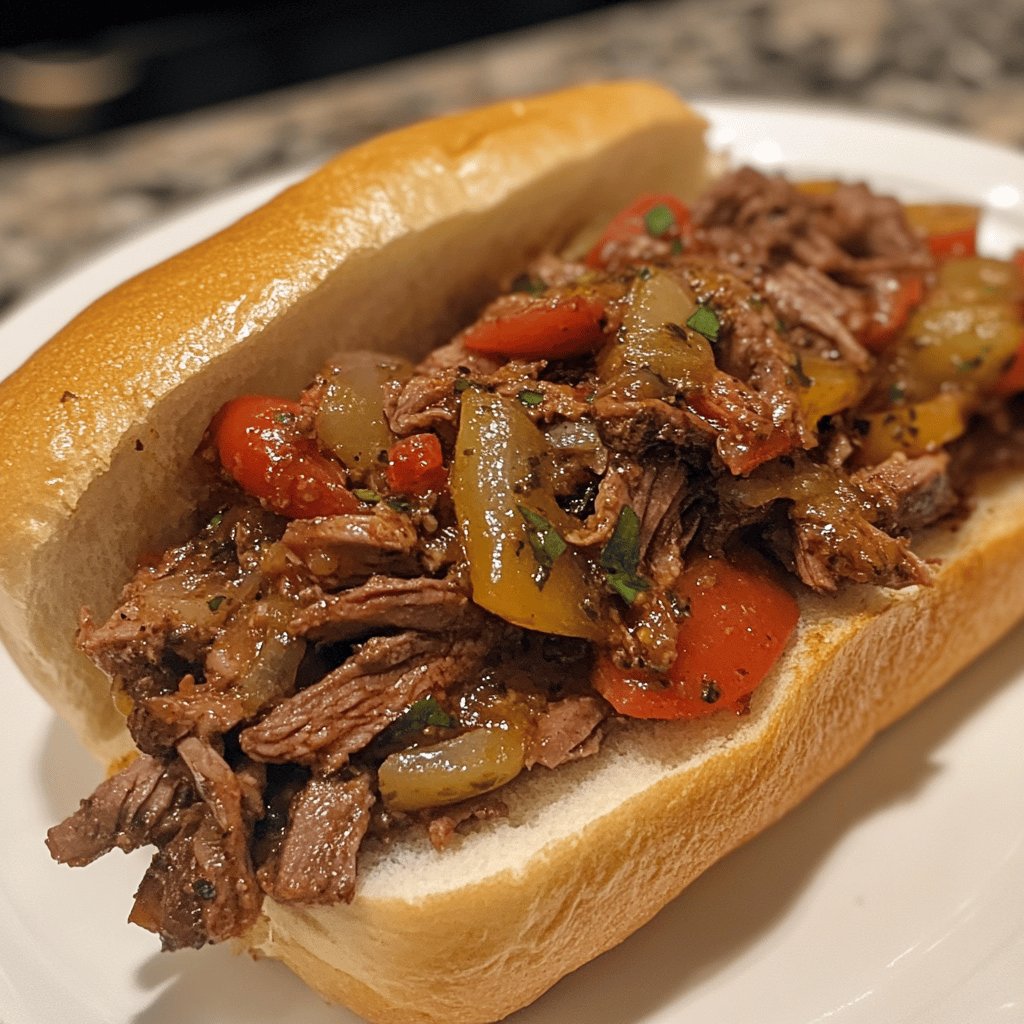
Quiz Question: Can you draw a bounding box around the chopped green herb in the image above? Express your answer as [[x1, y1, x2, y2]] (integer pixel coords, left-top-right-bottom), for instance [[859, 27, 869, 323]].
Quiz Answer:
[[644, 203, 677, 238], [517, 388, 545, 408], [208, 512, 224, 529], [600, 506, 651, 605], [454, 376, 473, 393], [517, 504, 567, 587], [670, 237, 685, 256], [353, 488, 381, 504], [395, 696, 455, 734], [386, 497, 413, 513], [273, 410, 295, 425], [510, 273, 547, 296], [686, 305, 720, 343], [207, 595, 226, 612]]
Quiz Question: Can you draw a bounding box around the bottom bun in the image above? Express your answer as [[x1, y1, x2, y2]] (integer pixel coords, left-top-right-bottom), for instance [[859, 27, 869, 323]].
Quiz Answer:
[[240, 466, 1024, 1024]]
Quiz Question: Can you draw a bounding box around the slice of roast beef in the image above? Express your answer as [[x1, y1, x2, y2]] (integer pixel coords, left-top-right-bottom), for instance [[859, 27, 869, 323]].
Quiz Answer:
[[258, 770, 374, 904], [128, 801, 261, 951], [240, 629, 493, 771], [852, 451, 957, 534], [789, 506, 932, 593], [290, 575, 475, 644], [524, 695, 607, 770], [563, 457, 637, 547], [593, 395, 716, 457], [79, 507, 278, 697], [128, 738, 263, 950], [281, 507, 420, 584], [426, 795, 510, 851], [46, 754, 192, 866], [761, 263, 871, 370]]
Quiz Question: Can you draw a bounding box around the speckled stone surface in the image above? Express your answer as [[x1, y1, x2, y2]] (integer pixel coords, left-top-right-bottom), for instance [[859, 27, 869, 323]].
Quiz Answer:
[[1, 0, 1022, 315]]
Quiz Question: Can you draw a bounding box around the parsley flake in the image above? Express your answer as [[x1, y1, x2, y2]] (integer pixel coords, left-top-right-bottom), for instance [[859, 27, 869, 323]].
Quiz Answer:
[[517, 504, 567, 588], [517, 388, 544, 408], [644, 203, 677, 238], [353, 488, 381, 504], [686, 305, 720, 343], [207, 595, 226, 612], [391, 696, 455, 736], [600, 506, 651, 605]]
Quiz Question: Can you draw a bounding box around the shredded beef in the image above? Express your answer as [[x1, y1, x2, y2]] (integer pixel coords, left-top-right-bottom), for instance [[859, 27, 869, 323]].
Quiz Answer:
[[762, 263, 871, 369], [46, 755, 192, 866], [593, 395, 715, 456], [130, 737, 264, 950], [259, 770, 374, 904], [789, 507, 931, 593], [240, 628, 494, 771], [54, 163, 1005, 950], [426, 795, 509, 851], [281, 507, 420, 583], [290, 575, 475, 643], [525, 696, 607, 770], [692, 167, 928, 281], [852, 451, 957, 534]]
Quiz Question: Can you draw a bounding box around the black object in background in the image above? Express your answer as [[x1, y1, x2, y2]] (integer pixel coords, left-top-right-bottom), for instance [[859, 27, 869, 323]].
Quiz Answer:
[[0, 1, 625, 153]]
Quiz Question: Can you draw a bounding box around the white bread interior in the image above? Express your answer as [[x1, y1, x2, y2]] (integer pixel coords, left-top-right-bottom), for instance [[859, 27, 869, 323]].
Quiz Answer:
[[2, 79, 1023, 1023], [0, 80, 706, 765]]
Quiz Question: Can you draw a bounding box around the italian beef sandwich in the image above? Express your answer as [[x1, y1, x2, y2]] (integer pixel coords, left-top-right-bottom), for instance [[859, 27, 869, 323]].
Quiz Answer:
[[0, 80, 1023, 1023]]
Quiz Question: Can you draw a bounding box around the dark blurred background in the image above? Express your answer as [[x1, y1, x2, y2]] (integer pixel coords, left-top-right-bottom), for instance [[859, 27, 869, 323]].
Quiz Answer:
[[0, 1, 625, 153]]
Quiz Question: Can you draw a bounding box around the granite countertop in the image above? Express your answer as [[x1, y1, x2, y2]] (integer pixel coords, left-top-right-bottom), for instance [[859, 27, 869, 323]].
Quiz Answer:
[[2, 0, 1022, 317]]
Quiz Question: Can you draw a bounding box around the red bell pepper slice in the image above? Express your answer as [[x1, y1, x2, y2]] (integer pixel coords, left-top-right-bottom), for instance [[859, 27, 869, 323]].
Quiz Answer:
[[860, 275, 925, 352], [585, 193, 692, 269], [593, 554, 799, 720], [387, 433, 448, 496], [212, 395, 359, 519], [460, 291, 607, 361]]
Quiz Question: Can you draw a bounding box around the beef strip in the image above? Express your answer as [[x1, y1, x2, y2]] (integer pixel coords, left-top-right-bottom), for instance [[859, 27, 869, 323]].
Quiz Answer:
[[693, 167, 928, 280], [290, 575, 475, 643], [852, 451, 957, 534], [563, 457, 637, 547], [131, 678, 244, 755], [281, 507, 420, 584], [524, 695, 607, 770], [128, 738, 263, 950], [426, 795, 509, 852], [384, 337, 506, 438], [79, 507, 278, 699], [789, 507, 931, 593], [674, 259, 814, 447], [593, 395, 716, 456], [259, 770, 374, 904], [46, 754, 192, 866], [240, 628, 494, 771], [762, 263, 871, 370]]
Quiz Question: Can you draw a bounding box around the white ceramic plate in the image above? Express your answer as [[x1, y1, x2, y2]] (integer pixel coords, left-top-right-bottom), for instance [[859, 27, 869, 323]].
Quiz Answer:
[[1, 101, 1022, 1024]]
